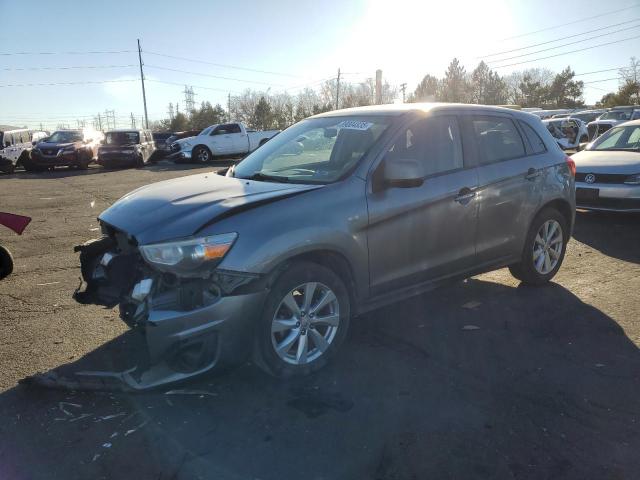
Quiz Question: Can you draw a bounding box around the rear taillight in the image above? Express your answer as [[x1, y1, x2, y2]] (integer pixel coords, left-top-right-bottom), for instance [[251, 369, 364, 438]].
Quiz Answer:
[[566, 156, 576, 177]]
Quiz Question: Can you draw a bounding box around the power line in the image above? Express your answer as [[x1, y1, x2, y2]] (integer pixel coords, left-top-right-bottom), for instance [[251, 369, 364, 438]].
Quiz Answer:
[[0, 50, 134, 56], [1, 64, 136, 71], [1, 64, 136, 72], [285, 77, 335, 91], [143, 50, 302, 78], [492, 34, 640, 68], [582, 76, 624, 84], [0, 79, 138, 88], [488, 24, 640, 64], [574, 67, 626, 76], [145, 64, 287, 87], [146, 78, 240, 94], [480, 18, 640, 58], [500, 4, 640, 40]]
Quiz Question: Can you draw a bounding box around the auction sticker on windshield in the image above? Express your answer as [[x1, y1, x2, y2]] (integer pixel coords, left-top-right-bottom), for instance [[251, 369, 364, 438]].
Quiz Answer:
[[336, 120, 373, 130]]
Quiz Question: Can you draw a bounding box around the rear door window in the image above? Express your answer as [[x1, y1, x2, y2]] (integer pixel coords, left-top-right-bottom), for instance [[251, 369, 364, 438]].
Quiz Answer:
[[472, 117, 526, 164]]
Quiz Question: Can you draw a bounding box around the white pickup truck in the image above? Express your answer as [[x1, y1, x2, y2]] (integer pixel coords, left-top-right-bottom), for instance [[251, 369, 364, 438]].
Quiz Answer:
[[171, 122, 280, 163]]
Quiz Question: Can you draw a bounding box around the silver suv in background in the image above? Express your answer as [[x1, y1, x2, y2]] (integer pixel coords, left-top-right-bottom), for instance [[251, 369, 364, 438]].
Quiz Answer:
[[74, 104, 576, 389], [587, 106, 640, 140]]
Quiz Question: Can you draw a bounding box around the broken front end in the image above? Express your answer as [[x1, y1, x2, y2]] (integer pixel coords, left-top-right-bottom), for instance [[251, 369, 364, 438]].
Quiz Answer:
[[73, 223, 267, 389]]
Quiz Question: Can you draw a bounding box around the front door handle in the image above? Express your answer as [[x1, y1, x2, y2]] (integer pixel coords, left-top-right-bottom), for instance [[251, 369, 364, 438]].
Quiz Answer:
[[455, 188, 476, 205], [525, 167, 541, 181]]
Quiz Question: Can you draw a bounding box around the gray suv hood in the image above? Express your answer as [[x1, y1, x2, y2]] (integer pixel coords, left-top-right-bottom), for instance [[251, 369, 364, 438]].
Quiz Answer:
[[99, 172, 321, 244]]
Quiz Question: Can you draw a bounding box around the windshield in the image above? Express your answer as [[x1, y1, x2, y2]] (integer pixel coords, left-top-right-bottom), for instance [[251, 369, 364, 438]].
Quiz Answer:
[[48, 130, 83, 143], [572, 112, 599, 123], [599, 111, 632, 121], [232, 116, 391, 184], [105, 131, 140, 145], [588, 125, 640, 151]]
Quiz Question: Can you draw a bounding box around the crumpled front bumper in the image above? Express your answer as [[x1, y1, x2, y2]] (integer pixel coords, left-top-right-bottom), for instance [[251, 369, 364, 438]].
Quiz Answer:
[[72, 235, 267, 390]]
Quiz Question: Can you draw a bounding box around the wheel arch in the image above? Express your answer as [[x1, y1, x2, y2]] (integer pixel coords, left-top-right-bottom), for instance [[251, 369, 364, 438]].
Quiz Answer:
[[194, 144, 213, 155], [266, 249, 359, 313], [534, 198, 574, 235], [17, 150, 30, 167]]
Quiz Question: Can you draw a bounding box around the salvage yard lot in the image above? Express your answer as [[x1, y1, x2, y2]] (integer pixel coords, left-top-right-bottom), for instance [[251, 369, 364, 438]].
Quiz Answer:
[[1, 161, 639, 479]]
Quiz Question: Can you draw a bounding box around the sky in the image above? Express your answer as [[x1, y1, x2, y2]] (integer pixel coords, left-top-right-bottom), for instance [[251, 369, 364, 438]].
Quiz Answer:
[[1, 0, 639, 130]]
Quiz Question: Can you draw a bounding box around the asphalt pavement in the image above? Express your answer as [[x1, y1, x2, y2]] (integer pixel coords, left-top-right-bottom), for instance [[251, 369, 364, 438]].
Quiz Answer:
[[0, 161, 639, 479]]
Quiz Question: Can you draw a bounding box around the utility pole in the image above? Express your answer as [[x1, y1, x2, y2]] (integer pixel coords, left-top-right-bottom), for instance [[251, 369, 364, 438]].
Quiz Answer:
[[97, 113, 103, 131], [228, 93, 232, 121], [335, 68, 341, 110], [137, 39, 149, 129], [375, 69, 382, 105], [130, 112, 137, 128], [400, 83, 407, 103]]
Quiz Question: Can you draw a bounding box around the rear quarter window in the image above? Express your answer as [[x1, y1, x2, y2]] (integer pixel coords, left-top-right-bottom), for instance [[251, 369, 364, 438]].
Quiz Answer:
[[518, 120, 547, 154]]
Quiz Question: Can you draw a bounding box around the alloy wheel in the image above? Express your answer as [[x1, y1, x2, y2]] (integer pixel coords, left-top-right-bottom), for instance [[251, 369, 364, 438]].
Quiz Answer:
[[533, 219, 563, 275], [271, 282, 340, 365], [196, 148, 210, 162]]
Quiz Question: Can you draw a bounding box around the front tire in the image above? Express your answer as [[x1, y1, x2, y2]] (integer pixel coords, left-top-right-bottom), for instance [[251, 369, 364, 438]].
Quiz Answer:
[[509, 208, 568, 285], [254, 261, 351, 377], [193, 146, 212, 164], [0, 246, 14, 280], [77, 153, 91, 170]]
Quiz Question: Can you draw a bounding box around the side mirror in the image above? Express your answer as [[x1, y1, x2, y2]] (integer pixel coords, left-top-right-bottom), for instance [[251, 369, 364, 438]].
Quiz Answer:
[[383, 157, 424, 188], [324, 128, 337, 138]]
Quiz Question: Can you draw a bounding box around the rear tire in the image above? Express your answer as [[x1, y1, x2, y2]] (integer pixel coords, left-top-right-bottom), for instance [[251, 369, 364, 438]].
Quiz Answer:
[[1, 163, 15, 174], [0, 246, 14, 280], [253, 261, 351, 377], [509, 208, 568, 286]]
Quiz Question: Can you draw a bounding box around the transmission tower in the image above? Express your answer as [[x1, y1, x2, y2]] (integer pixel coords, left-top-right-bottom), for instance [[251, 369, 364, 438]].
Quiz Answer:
[[168, 102, 175, 121], [104, 110, 116, 130], [183, 86, 196, 113]]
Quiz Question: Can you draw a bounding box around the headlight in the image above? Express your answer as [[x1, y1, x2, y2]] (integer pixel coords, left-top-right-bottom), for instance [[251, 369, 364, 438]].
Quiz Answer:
[[139, 233, 237, 276], [624, 174, 640, 185]]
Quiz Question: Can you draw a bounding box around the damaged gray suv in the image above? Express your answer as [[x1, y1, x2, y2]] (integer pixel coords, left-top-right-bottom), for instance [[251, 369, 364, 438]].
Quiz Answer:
[[75, 104, 576, 389]]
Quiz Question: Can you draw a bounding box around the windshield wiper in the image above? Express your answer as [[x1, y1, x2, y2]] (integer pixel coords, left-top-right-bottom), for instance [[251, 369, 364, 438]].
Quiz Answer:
[[243, 172, 291, 183]]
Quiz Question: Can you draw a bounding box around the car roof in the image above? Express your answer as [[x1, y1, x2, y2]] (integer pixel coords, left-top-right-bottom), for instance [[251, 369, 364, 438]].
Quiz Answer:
[[310, 102, 534, 119], [106, 129, 144, 133], [619, 119, 640, 126], [0, 125, 23, 132]]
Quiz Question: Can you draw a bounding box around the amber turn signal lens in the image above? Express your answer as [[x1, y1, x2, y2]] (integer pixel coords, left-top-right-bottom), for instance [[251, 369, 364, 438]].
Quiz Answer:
[[203, 243, 231, 259]]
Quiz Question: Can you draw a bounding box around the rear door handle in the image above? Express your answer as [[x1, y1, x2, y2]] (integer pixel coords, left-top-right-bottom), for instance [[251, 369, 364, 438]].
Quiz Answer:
[[455, 188, 476, 205], [525, 167, 541, 181]]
